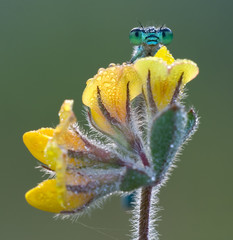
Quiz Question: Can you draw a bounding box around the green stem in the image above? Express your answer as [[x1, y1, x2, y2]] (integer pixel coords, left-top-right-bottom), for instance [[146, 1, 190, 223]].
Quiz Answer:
[[139, 186, 153, 240]]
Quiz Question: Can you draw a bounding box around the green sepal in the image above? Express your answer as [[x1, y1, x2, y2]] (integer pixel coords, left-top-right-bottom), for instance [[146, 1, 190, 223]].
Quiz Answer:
[[150, 104, 187, 174], [183, 108, 198, 142], [120, 168, 151, 192]]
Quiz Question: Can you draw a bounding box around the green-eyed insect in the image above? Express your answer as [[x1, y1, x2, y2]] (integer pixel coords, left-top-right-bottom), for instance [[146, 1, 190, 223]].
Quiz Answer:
[[129, 25, 173, 62]]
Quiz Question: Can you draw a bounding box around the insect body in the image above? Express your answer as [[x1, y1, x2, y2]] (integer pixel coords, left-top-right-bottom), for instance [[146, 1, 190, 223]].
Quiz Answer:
[[129, 26, 173, 62]]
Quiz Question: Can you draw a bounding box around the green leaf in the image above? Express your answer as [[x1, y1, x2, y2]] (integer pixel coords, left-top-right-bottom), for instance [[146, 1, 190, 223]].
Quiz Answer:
[[183, 108, 199, 142], [150, 104, 187, 174], [120, 169, 151, 192]]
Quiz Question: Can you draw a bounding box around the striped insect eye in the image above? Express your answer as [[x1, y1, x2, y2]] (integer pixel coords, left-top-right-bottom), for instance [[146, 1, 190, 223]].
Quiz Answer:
[[129, 28, 143, 45], [158, 27, 173, 45]]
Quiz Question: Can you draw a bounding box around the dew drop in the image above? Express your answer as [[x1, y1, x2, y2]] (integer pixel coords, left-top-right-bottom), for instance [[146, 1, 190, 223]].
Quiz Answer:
[[104, 83, 111, 88], [98, 68, 105, 74], [108, 63, 116, 67]]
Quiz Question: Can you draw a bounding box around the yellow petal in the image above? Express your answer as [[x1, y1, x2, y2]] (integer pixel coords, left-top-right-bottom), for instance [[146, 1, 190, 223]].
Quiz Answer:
[[52, 100, 85, 151], [23, 128, 55, 168], [82, 64, 141, 134], [44, 100, 86, 170], [44, 100, 88, 205], [134, 56, 199, 111], [168, 59, 199, 85], [45, 141, 67, 205], [154, 46, 175, 64], [25, 179, 93, 213], [54, 100, 76, 145], [23, 126, 85, 170], [134, 57, 169, 110], [90, 109, 114, 134], [159, 60, 199, 110]]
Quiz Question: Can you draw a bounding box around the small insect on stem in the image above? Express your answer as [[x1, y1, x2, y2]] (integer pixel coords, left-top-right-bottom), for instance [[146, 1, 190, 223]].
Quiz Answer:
[[129, 25, 173, 63]]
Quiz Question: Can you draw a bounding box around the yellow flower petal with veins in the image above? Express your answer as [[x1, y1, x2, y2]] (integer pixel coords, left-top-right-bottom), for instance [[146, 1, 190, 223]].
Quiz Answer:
[[82, 64, 141, 134], [134, 58, 168, 110], [134, 57, 199, 111], [25, 179, 93, 213]]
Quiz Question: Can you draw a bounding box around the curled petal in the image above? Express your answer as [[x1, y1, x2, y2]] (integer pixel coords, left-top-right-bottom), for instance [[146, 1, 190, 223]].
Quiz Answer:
[[53, 100, 78, 148], [23, 128, 55, 168], [25, 179, 93, 213], [168, 59, 199, 85]]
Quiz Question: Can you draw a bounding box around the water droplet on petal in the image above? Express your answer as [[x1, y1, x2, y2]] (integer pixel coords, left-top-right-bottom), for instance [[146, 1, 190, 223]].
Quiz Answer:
[[104, 83, 111, 88], [108, 63, 116, 67], [98, 68, 105, 74]]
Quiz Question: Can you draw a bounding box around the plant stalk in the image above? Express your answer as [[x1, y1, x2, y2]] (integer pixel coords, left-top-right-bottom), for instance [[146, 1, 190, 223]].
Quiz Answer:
[[139, 186, 153, 240]]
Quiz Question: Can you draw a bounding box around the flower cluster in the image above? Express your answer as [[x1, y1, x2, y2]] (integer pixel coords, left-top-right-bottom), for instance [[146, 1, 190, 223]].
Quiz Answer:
[[24, 46, 199, 214]]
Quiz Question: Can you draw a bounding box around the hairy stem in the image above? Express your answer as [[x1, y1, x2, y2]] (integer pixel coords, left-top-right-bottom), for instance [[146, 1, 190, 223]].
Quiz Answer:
[[139, 186, 153, 240]]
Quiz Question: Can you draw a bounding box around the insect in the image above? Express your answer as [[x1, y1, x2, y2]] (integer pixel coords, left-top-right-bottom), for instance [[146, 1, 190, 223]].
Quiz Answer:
[[129, 25, 173, 62]]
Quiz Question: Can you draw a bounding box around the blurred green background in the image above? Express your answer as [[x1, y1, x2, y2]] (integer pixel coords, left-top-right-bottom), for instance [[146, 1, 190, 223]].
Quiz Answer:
[[1, 0, 232, 239]]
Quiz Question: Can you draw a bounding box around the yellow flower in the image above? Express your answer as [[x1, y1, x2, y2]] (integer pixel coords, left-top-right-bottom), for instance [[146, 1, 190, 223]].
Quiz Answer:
[[135, 46, 199, 111], [24, 101, 94, 213], [82, 46, 198, 133], [24, 46, 199, 215]]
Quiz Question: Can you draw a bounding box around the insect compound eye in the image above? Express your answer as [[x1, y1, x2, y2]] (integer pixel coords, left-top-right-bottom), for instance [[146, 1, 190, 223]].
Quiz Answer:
[[129, 28, 143, 45], [158, 27, 173, 45]]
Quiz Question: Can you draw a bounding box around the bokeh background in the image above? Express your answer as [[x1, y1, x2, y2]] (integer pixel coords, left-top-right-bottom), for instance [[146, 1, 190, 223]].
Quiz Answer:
[[1, 0, 232, 239]]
